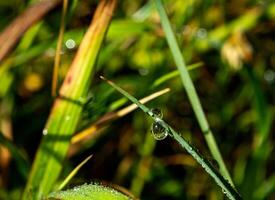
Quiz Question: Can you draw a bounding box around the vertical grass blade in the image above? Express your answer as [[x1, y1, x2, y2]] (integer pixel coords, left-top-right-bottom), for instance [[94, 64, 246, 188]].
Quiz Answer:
[[154, 0, 233, 185], [22, 1, 117, 199], [101, 77, 242, 200], [52, 0, 69, 96]]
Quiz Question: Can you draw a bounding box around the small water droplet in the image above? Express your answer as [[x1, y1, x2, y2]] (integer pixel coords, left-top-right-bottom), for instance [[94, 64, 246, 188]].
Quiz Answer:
[[151, 121, 168, 140], [222, 188, 227, 194], [138, 68, 149, 76], [42, 129, 48, 135], [196, 28, 208, 39], [78, 96, 86, 104], [65, 39, 76, 49], [65, 115, 71, 121], [264, 69, 275, 84], [150, 108, 163, 119]]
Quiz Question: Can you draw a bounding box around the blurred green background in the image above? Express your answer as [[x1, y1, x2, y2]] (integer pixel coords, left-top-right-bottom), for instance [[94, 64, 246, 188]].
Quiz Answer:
[[0, 0, 275, 199]]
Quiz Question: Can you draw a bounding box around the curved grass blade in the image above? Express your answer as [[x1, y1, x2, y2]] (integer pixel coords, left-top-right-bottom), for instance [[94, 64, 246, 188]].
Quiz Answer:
[[154, 0, 233, 185], [101, 76, 242, 200], [58, 155, 93, 190]]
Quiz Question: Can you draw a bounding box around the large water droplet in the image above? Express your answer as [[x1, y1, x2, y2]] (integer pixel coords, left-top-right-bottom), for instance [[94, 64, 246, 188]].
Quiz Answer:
[[151, 121, 168, 140]]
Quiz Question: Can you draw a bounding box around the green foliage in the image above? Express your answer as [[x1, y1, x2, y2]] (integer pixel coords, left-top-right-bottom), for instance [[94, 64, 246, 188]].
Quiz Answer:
[[101, 76, 241, 200], [46, 183, 131, 200], [0, 0, 274, 199]]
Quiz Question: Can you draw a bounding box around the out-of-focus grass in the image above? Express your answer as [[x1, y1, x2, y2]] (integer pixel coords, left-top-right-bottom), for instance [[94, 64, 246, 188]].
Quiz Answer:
[[0, 0, 274, 199]]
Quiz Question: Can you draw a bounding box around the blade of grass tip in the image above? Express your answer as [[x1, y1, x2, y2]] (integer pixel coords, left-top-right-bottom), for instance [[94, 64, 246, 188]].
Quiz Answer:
[[152, 62, 203, 88], [22, 1, 117, 200], [154, 0, 234, 186], [58, 155, 93, 190], [101, 77, 242, 200], [71, 88, 170, 144], [52, 0, 69, 96], [100, 76, 151, 115]]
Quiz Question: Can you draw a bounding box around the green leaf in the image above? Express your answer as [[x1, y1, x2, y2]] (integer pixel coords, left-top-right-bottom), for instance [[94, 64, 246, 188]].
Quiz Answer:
[[46, 183, 131, 200]]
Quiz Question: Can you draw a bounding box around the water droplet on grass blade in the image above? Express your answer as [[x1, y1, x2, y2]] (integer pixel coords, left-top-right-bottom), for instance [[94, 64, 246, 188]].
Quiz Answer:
[[150, 108, 163, 118], [42, 129, 48, 135], [65, 39, 76, 49], [151, 121, 168, 140], [65, 115, 71, 121]]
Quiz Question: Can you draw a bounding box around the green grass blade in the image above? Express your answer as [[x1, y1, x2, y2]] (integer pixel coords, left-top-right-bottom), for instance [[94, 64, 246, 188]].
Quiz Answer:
[[47, 183, 131, 200], [152, 62, 203, 88], [0, 132, 30, 179], [101, 77, 242, 200], [22, 1, 117, 199], [154, 0, 234, 185], [240, 67, 273, 199], [58, 155, 93, 190]]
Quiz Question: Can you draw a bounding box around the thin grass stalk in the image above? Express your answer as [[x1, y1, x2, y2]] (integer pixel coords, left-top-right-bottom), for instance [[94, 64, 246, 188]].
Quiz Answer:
[[22, 1, 117, 199], [58, 155, 93, 190], [154, 0, 233, 185], [101, 77, 242, 200], [52, 0, 69, 96]]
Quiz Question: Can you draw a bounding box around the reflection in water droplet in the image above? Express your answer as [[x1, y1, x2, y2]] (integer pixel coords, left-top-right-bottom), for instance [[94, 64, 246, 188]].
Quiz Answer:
[[42, 129, 48, 135], [65, 39, 76, 49], [150, 108, 163, 119], [151, 121, 168, 140]]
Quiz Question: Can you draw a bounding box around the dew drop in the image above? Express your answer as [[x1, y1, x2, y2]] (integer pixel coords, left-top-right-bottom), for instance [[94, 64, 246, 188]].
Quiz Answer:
[[264, 69, 275, 84], [65, 39, 76, 49], [138, 68, 149, 76], [42, 129, 48, 135], [150, 108, 163, 119], [65, 115, 71, 121], [196, 28, 208, 39], [151, 121, 168, 140]]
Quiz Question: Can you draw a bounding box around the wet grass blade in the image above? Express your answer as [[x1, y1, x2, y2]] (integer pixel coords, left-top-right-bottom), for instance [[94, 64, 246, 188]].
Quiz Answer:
[[22, 1, 117, 199], [101, 76, 242, 200], [154, 0, 233, 185], [71, 88, 170, 144], [46, 183, 131, 200]]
